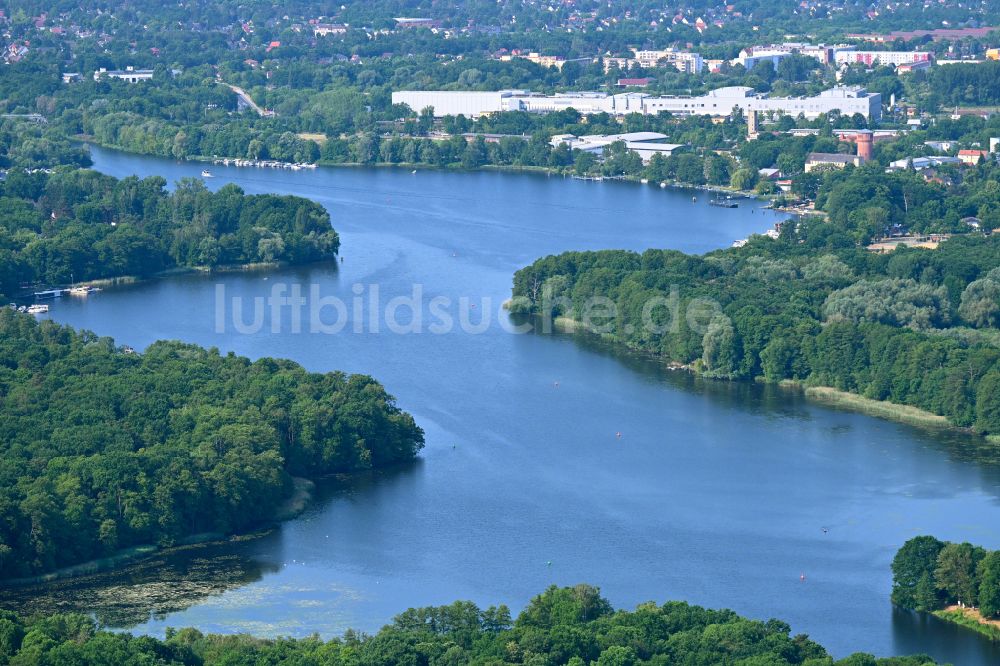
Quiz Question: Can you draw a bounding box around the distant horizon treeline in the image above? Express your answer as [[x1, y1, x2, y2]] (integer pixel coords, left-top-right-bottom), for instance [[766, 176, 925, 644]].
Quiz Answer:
[[0, 312, 424, 580], [0, 167, 340, 301], [0, 583, 943, 665]]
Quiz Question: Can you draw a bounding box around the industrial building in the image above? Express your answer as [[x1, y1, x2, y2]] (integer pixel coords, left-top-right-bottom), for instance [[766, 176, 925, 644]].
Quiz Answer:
[[740, 43, 853, 66], [637, 86, 881, 122], [393, 85, 881, 122], [834, 51, 932, 67], [886, 156, 961, 171], [550, 132, 684, 163], [392, 91, 514, 117], [93, 66, 154, 82]]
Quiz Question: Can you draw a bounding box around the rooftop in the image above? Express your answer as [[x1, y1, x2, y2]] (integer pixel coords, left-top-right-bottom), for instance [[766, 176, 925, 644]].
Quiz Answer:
[[807, 152, 858, 163], [580, 131, 669, 143]]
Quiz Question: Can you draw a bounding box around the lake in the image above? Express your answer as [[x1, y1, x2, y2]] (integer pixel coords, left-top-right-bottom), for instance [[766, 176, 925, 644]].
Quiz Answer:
[[5, 146, 1000, 664]]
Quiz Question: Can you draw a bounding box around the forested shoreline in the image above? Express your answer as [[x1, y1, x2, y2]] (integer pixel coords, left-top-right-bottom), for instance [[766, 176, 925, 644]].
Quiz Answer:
[[0, 312, 424, 581], [0, 167, 339, 301], [0, 584, 943, 665], [892, 537, 1000, 639], [510, 163, 1000, 438]]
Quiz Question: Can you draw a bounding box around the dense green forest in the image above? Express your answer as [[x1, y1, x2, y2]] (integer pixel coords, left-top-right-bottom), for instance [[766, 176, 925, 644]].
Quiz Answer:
[[0, 312, 424, 580], [892, 536, 1000, 618], [0, 167, 339, 300], [0, 119, 91, 171], [813, 159, 1000, 236], [0, 584, 942, 665], [509, 164, 1000, 435]]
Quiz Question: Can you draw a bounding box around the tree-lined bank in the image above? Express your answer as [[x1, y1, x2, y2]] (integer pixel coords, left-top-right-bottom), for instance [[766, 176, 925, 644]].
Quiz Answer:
[[511, 166, 1000, 438], [0, 168, 339, 302], [0, 584, 945, 666], [0, 311, 424, 580]]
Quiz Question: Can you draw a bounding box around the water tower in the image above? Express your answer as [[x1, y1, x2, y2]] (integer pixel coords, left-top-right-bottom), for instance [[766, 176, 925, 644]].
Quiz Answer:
[[747, 110, 760, 139], [856, 130, 873, 162]]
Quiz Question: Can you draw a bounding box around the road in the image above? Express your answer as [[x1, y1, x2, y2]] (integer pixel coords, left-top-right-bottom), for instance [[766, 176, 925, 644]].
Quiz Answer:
[[220, 81, 274, 117]]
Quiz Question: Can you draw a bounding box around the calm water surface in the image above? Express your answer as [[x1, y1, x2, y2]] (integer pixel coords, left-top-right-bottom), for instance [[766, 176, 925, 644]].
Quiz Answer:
[[6, 146, 1000, 664]]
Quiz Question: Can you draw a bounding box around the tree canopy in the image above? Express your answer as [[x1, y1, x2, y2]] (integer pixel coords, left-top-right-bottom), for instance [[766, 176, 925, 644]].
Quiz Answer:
[[892, 536, 1000, 619], [0, 169, 339, 300], [0, 312, 423, 580], [0, 584, 944, 666], [510, 218, 1000, 435]]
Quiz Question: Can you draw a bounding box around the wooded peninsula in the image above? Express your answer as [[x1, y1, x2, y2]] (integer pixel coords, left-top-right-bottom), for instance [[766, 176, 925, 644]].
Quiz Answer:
[[0, 311, 424, 581]]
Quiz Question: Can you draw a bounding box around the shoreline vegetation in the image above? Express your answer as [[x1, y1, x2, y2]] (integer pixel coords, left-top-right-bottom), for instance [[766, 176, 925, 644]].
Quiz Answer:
[[83, 141, 776, 203], [934, 607, 1000, 642], [11, 259, 335, 304], [803, 386, 954, 430], [510, 184, 1000, 440], [892, 536, 1000, 643], [0, 166, 341, 305], [0, 312, 425, 583], [0, 584, 947, 665], [542, 313, 976, 437], [0, 477, 317, 589], [15, 264, 253, 301]]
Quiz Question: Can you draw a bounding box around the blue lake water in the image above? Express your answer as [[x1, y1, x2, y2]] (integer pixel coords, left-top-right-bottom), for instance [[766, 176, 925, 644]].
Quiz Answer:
[[5, 146, 1000, 664]]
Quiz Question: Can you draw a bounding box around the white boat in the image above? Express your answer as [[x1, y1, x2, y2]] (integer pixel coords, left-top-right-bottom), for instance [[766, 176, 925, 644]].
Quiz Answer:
[[26, 304, 49, 314], [68, 285, 99, 296], [201, 169, 214, 178]]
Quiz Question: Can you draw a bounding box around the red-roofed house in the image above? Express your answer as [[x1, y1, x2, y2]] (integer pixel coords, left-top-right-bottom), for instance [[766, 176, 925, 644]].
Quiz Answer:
[[958, 149, 990, 165]]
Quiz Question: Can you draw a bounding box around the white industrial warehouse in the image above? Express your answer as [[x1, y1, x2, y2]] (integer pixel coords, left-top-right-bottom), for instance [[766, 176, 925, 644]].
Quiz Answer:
[[392, 86, 882, 122], [549, 132, 684, 163]]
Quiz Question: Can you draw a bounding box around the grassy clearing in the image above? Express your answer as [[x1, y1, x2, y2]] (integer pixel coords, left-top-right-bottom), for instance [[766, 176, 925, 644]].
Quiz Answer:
[[804, 386, 952, 429], [296, 132, 327, 143], [934, 608, 1000, 641]]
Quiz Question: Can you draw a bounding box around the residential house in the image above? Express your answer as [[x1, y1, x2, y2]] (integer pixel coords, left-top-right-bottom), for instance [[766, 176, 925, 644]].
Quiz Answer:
[[804, 152, 861, 172], [958, 149, 990, 165]]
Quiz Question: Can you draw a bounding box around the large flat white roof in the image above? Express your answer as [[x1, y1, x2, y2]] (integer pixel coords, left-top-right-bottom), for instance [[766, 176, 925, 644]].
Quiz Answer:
[[580, 131, 669, 143]]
